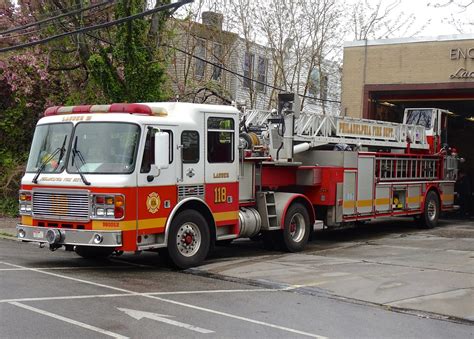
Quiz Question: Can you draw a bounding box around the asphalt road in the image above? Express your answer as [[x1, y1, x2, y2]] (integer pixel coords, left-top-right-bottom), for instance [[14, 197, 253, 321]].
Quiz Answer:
[[1, 236, 472, 338]]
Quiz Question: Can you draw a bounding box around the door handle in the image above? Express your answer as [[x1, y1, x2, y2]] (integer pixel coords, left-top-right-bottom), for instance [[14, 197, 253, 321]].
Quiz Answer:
[[177, 144, 183, 182]]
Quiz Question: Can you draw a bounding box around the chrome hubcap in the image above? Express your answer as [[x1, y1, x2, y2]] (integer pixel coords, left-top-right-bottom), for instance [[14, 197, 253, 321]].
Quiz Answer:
[[427, 200, 437, 221], [176, 222, 201, 257], [289, 213, 305, 243]]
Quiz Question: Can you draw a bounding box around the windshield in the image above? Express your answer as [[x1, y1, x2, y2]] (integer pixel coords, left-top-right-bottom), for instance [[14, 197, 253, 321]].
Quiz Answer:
[[26, 123, 73, 173], [405, 109, 433, 129], [67, 122, 140, 174]]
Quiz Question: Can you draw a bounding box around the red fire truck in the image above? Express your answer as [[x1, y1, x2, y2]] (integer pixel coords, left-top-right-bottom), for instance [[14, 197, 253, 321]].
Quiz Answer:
[[17, 95, 460, 268]]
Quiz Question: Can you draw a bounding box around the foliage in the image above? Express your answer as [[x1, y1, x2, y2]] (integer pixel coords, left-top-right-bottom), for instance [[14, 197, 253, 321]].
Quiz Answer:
[[0, 0, 171, 216], [87, 0, 168, 103]]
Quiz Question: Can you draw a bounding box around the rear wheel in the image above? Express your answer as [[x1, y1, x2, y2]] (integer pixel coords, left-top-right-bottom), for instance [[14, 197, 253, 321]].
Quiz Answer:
[[420, 190, 440, 229], [74, 246, 115, 259], [280, 203, 311, 252], [166, 210, 210, 269]]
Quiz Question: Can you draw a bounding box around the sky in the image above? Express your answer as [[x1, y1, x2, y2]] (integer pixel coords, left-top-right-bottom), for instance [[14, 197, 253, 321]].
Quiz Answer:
[[362, 0, 473, 37]]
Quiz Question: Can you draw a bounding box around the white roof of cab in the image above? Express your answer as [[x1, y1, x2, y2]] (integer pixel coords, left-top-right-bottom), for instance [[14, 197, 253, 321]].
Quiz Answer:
[[38, 102, 240, 127]]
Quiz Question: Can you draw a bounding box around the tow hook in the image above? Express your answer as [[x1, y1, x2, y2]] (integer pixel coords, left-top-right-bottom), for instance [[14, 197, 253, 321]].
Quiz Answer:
[[49, 244, 61, 252]]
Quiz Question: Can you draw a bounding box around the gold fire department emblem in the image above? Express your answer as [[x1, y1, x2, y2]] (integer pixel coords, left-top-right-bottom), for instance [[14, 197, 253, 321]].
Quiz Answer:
[[146, 192, 161, 214]]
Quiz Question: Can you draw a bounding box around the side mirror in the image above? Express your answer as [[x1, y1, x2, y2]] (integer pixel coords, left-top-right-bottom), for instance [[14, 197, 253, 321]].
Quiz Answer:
[[154, 132, 169, 170]]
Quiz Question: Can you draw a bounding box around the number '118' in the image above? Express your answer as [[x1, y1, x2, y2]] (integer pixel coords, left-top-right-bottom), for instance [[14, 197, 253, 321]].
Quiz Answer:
[[214, 187, 227, 203]]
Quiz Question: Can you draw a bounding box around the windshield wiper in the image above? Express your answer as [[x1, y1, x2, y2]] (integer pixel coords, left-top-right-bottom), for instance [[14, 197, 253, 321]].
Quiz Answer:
[[71, 136, 91, 186], [32, 135, 67, 184]]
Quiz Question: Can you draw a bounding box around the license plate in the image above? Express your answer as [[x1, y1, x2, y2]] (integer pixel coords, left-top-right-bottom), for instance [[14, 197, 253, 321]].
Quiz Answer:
[[32, 230, 44, 239]]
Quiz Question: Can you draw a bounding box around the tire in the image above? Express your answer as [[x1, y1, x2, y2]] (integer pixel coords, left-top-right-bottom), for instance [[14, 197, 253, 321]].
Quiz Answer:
[[166, 210, 210, 269], [280, 202, 311, 252], [420, 190, 440, 229], [74, 246, 115, 259]]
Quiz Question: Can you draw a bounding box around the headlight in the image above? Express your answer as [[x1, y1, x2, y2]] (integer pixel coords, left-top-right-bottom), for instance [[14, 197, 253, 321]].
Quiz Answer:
[[91, 194, 125, 220], [19, 191, 32, 216]]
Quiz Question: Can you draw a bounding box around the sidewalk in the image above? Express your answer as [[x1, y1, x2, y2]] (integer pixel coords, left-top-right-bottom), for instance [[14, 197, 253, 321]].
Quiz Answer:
[[198, 218, 474, 322], [0, 217, 18, 239]]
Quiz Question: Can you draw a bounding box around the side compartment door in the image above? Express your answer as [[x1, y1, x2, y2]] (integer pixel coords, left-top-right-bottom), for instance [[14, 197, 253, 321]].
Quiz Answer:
[[204, 113, 239, 236], [136, 126, 178, 243], [357, 156, 375, 214]]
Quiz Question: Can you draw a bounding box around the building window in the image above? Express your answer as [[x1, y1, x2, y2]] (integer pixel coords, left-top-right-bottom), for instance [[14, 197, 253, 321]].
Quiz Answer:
[[243, 52, 254, 89], [256, 56, 267, 92], [308, 68, 328, 100], [212, 43, 223, 81], [194, 39, 206, 78], [320, 75, 328, 100], [181, 130, 199, 163], [207, 117, 234, 163]]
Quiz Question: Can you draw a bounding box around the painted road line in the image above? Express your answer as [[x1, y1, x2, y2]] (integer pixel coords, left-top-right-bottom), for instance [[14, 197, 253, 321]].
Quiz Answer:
[[0, 266, 133, 271], [145, 294, 328, 339], [0, 261, 133, 294], [146, 288, 283, 295], [0, 261, 327, 338], [118, 308, 214, 334], [0, 293, 133, 303], [0, 288, 285, 304], [9, 302, 129, 339]]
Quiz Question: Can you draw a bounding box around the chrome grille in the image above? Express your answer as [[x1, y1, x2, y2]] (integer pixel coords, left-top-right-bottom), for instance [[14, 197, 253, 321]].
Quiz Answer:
[[33, 190, 90, 221], [178, 185, 205, 200]]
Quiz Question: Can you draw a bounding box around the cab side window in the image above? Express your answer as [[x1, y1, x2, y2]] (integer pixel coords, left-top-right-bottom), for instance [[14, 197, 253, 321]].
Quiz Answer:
[[181, 130, 199, 163], [141, 129, 173, 173], [207, 117, 234, 163]]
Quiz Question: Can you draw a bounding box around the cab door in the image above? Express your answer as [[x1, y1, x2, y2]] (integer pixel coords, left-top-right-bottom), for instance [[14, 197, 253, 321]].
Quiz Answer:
[[136, 125, 178, 244], [204, 113, 239, 236]]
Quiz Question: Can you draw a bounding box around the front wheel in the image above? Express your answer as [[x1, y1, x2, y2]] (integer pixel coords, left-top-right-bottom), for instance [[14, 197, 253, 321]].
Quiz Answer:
[[74, 246, 115, 259], [280, 203, 311, 252], [420, 190, 440, 229], [167, 210, 210, 269]]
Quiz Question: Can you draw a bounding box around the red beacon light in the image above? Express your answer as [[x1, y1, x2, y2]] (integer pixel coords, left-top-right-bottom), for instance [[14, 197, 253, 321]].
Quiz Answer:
[[43, 103, 155, 116]]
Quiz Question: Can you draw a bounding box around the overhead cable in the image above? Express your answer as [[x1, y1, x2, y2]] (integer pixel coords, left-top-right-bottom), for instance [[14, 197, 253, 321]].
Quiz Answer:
[[0, 0, 194, 53]]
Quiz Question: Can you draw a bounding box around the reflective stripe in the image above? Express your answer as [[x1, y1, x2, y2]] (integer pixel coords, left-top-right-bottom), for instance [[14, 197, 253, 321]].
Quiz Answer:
[[213, 211, 239, 222]]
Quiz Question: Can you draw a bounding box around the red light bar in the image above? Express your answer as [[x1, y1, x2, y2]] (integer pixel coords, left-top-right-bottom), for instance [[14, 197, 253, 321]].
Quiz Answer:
[[108, 103, 152, 115], [43, 103, 154, 116], [44, 106, 61, 116], [72, 105, 93, 113]]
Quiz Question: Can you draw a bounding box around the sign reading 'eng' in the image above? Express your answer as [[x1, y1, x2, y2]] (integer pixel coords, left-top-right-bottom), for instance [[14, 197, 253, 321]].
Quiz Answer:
[[337, 121, 396, 140]]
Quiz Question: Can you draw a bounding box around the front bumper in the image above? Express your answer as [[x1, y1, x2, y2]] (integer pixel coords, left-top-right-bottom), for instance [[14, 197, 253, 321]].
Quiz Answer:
[[16, 224, 122, 247]]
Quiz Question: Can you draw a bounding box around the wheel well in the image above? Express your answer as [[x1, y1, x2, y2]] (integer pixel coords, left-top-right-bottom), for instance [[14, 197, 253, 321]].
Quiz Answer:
[[426, 186, 441, 202], [292, 196, 315, 224], [174, 200, 216, 244], [423, 186, 441, 211]]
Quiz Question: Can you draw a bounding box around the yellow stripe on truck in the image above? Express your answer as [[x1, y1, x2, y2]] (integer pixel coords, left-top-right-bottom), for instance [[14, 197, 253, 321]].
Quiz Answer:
[[92, 218, 166, 231], [343, 201, 355, 209], [91, 213, 238, 232], [441, 194, 454, 202], [213, 211, 239, 222], [375, 198, 390, 205], [21, 216, 33, 226], [407, 196, 421, 204]]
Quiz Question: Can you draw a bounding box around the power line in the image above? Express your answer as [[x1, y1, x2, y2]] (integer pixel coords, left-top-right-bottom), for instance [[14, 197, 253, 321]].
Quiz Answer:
[[167, 45, 341, 104], [0, 0, 115, 36], [0, 0, 194, 53], [1, 0, 339, 104]]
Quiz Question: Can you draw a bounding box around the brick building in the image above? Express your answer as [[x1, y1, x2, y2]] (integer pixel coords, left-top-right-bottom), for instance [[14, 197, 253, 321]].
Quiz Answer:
[[166, 12, 273, 110]]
